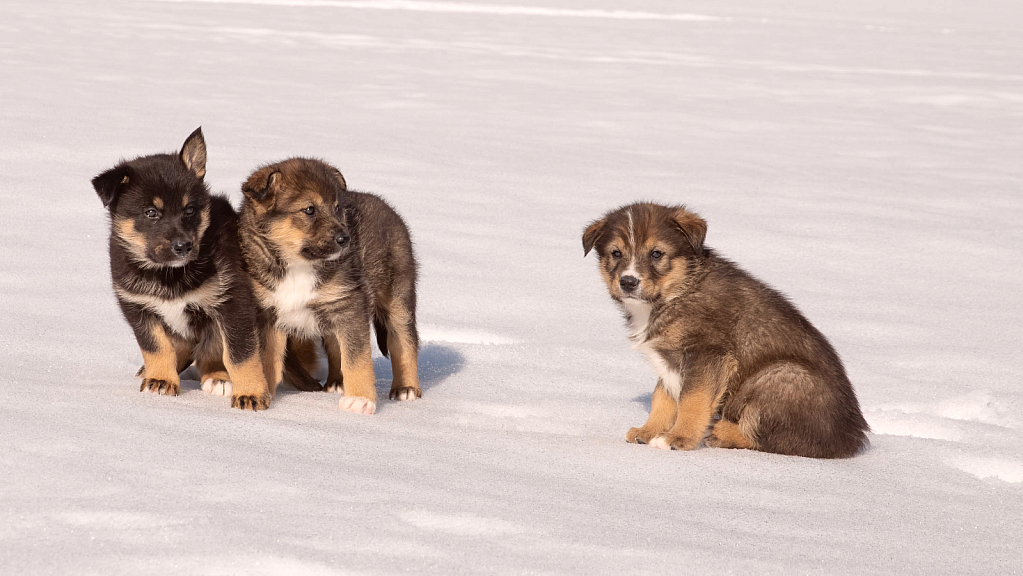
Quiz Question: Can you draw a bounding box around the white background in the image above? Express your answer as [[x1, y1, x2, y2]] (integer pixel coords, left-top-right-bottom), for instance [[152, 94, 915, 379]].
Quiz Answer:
[[1, 0, 1021, 573]]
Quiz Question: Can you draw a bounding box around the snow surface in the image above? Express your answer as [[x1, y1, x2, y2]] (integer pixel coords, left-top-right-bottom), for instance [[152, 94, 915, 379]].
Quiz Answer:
[[2, 0, 1022, 573]]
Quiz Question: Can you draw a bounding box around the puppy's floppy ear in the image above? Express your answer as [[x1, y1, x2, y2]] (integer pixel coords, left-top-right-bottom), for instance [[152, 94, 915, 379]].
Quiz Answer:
[[330, 167, 348, 191], [242, 167, 282, 205], [92, 165, 130, 208], [582, 216, 608, 257], [670, 206, 707, 253], [179, 126, 207, 179]]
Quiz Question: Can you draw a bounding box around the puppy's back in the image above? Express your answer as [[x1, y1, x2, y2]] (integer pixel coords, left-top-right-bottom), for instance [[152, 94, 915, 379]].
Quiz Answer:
[[705, 256, 869, 457]]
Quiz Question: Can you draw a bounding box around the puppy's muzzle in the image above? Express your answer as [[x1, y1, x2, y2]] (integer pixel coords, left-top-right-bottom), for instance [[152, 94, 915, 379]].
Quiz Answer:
[[171, 239, 193, 258], [619, 275, 640, 293]]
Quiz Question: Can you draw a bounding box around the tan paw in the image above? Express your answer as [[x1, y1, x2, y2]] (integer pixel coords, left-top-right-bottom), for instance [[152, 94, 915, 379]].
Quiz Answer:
[[324, 380, 343, 394], [625, 427, 658, 444], [340, 396, 376, 415], [649, 434, 700, 451], [389, 386, 421, 401], [140, 378, 179, 396], [231, 393, 270, 411], [201, 378, 233, 396]]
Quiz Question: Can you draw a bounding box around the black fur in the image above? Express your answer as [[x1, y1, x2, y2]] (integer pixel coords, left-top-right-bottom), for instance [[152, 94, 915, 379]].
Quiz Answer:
[[92, 128, 271, 410]]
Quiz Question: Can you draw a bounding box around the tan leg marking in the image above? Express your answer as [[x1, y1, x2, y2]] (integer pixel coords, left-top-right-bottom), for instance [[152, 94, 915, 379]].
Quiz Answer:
[[139, 322, 181, 396], [334, 330, 377, 415], [222, 333, 271, 411], [649, 385, 717, 451], [387, 325, 421, 401], [137, 332, 193, 379], [706, 420, 757, 450], [626, 382, 677, 444]]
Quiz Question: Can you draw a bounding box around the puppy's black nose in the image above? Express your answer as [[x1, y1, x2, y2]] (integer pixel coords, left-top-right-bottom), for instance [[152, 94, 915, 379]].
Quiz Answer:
[[619, 275, 639, 292], [171, 240, 193, 257], [334, 233, 350, 247]]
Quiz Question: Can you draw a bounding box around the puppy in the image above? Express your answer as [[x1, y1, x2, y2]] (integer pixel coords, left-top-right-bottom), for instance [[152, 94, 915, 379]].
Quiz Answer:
[[238, 158, 420, 415], [92, 128, 273, 410], [583, 202, 869, 458]]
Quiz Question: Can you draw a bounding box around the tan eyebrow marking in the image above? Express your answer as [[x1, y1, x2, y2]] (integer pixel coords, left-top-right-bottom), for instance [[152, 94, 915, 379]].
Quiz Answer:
[[153, 197, 164, 209]]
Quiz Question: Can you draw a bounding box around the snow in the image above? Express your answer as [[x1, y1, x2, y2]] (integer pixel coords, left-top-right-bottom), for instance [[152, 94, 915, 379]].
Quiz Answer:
[[1, 0, 1022, 573]]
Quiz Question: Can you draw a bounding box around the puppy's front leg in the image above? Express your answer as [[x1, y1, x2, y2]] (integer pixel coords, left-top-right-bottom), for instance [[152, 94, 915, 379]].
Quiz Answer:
[[219, 298, 272, 411], [648, 386, 717, 451], [327, 312, 377, 415], [649, 356, 730, 451], [119, 300, 182, 395], [626, 382, 677, 444]]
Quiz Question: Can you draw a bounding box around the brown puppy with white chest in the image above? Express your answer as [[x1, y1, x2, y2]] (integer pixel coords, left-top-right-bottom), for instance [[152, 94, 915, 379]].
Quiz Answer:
[[583, 202, 869, 458], [238, 158, 420, 414]]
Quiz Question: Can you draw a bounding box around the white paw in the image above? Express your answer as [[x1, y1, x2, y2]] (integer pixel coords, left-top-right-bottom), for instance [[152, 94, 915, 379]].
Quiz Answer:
[[395, 388, 418, 401], [339, 396, 376, 415], [325, 382, 343, 394], [201, 378, 233, 396], [649, 435, 672, 450]]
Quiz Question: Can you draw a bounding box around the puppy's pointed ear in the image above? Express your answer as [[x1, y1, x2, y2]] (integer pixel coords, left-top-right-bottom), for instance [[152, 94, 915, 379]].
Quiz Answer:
[[582, 216, 608, 257], [242, 167, 281, 206], [330, 167, 348, 191], [92, 165, 130, 208], [670, 207, 707, 253], [179, 127, 207, 179]]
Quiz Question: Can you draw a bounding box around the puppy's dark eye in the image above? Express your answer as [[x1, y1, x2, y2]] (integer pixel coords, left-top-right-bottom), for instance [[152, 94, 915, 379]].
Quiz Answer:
[[611, 249, 622, 258], [183, 205, 196, 217], [144, 208, 160, 219], [650, 250, 664, 260], [301, 206, 316, 216]]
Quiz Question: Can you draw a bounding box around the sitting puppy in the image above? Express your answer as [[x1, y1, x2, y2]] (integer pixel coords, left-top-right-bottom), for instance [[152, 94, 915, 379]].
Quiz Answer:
[[583, 202, 869, 458], [238, 158, 420, 415], [92, 128, 273, 410]]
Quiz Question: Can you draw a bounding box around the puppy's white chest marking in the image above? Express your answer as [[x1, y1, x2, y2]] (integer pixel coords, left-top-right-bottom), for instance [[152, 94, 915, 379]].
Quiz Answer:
[[638, 342, 684, 400], [271, 261, 320, 337], [622, 299, 652, 342], [622, 299, 683, 400], [115, 278, 225, 339]]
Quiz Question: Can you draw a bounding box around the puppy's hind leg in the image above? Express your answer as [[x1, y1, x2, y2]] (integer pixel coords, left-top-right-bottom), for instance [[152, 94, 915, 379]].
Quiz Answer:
[[323, 334, 344, 394], [195, 332, 232, 397], [379, 302, 421, 402], [706, 419, 757, 450], [282, 337, 323, 392]]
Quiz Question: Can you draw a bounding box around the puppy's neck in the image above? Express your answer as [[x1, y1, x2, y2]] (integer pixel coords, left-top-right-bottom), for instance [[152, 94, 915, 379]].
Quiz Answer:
[[621, 298, 654, 343]]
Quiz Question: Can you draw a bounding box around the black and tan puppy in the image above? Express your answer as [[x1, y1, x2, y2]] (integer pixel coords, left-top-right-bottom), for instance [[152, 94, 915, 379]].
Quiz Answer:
[[92, 128, 273, 410], [238, 158, 420, 415], [583, 202, 869, 458]]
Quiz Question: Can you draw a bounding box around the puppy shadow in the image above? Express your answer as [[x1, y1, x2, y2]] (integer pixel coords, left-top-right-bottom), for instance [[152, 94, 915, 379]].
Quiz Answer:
[[178, 343, 466, 399], [633, 392, 652, 410], [372, 343, 466, 396]]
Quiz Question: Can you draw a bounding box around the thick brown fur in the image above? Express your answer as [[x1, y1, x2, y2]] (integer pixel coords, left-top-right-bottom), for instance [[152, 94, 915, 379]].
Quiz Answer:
[[92, 128, 273, 410], [583, 202, 869, 458], [238, 158, 420, 415]]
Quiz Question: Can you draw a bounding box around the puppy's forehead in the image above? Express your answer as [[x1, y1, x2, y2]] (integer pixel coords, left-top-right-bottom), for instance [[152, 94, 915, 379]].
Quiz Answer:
[[601, 204, 678, 250], [277, 172, 337, 206]]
